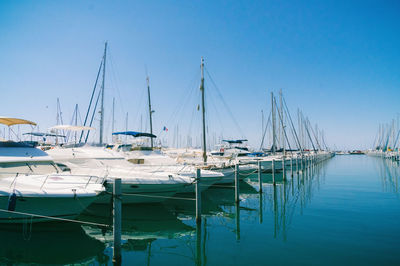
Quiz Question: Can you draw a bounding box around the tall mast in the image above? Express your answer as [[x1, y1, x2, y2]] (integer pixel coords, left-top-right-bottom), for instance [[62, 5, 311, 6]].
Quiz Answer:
[[147, 76, 154, 149], [261, 109, 264, 149], [74, 104, 78, 144], [56, 98, 64, 145], [99, 41, 107, 145], [200, 57, 207, 163], [280, 89, 285, 156], [271, 92, 276, 155]]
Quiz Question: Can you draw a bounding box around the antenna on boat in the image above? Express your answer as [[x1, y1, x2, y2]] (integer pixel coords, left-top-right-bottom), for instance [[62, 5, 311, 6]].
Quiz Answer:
[[200, 57, 207, 164], [99, 41, 107, 145]]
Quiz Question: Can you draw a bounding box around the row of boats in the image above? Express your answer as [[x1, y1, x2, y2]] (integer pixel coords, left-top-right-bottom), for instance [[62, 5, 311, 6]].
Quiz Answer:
[[367, 117, 400, 160], [0, 117, 334, 223], [1, 46, 335, 224]]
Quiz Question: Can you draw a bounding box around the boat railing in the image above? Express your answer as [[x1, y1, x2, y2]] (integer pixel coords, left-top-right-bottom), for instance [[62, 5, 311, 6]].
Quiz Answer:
[[39, 174, 105, 190], [1, 171, 105, 190]]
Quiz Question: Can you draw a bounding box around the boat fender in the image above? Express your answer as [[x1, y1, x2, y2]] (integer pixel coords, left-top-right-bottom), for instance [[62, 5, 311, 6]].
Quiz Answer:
[[8, 192, 17, 211]]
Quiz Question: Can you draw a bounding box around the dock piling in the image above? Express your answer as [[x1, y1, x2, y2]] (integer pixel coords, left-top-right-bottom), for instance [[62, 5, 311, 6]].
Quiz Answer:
[[196, 168, 202, 224], [272, 159, 276, 186], [235, 164, 240, 203], [113, 178, 122, 265], [258, 161, 262, 193]]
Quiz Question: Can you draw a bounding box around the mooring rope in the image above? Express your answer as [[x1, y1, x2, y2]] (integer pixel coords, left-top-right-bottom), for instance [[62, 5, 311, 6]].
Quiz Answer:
[[0, 209, 110, 227], [120, 193, 196, 201]]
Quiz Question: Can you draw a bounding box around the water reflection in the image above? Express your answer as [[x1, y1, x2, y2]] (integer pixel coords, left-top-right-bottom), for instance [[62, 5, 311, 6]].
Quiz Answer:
[[79, 204, 195, 247], [0, 222, 105, 264], [376, 158, 400, 194], [246, 160, 328, 240]]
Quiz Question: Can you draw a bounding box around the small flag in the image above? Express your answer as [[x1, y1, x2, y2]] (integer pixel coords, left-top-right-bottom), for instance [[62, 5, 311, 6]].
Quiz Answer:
[[163, 126, 168, 132]]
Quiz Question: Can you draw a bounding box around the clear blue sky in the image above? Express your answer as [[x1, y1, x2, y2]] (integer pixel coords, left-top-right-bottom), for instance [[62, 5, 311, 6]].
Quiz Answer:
[[0, 0, 399, 149]]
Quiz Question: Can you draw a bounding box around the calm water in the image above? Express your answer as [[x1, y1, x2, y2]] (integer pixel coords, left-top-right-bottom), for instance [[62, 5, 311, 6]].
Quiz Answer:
[[1, 155, 400, 265]]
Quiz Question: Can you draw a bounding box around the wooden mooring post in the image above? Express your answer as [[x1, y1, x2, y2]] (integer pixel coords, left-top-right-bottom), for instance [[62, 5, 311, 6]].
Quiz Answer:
[[235, 164, 240, 203], [258, 161, 262, 193], [196, 168, 202, 224], [113, 178, 122, 265], [282, 157, 286, 181], [272, 159, 276, 186]]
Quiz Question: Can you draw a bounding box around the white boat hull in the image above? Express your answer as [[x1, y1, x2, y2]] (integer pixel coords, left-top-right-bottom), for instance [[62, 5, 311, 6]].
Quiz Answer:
[[93, 182, 188, 204], [0, 194, 100, 223]]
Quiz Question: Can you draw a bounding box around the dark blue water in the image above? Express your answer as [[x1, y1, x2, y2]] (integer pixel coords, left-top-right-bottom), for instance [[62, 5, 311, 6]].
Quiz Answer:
[[1, 155, 400, 265]]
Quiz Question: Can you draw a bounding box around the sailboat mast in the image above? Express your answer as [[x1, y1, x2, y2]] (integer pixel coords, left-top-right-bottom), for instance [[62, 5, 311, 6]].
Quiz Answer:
[[261, 109, 264, 149], [280, 89, 285, 156], [74, 104, 79, 144], [147, 76, 154, 149], [200, 57, 207, 163], [99, 41, 107, 145], [271, 92, 276, 155]]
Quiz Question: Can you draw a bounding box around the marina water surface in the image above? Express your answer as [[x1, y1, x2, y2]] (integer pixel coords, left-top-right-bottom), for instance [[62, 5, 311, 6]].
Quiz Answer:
[[1, 155, 399, 265]]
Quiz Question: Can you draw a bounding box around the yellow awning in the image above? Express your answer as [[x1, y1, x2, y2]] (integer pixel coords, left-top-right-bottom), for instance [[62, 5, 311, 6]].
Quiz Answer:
[[0, 116, 37, 126]]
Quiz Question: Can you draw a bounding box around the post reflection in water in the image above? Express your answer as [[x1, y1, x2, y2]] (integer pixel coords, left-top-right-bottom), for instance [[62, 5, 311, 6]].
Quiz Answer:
[[1, 159, 330, 265], [375, 158, 400, 194], [246, 159, 328, 241], [235, 201, 240, 241]]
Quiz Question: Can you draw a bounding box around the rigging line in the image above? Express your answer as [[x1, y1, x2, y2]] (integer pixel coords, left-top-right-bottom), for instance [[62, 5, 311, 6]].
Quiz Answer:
[[80, 58, 103, 143], [77, 105, 83, 125], [172, 85, 198, 137], [169, 69, 200, 123], [66, 105, 77, 143], [303, 117, 316, 151], [205, 68, 245, 137], [108, 48, 125, 115], [322, 132, 329, 150], [372, 127, 379, 149], [282, 97, 302, 153], [158, 71, 199, 136], [85, 89, 102, 143], [283, 104, 300, 151], [206, 87, 226, 139], [392, 129, 400, 150], [133, 84, 146, 130], [307, 120, 322, 150], [57, 98, 66, 138], [187, 94, 198, 134], [259, 111, 272, 150], [273, 97, 293, 154]]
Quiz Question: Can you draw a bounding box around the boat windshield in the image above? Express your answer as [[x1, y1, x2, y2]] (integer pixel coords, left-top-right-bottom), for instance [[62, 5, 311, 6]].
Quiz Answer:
[[0, 161, 60, 175]]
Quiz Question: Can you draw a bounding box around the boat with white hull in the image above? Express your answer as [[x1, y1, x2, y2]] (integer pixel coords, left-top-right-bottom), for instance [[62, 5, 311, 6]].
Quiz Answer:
[[0, 173, 104, 223]]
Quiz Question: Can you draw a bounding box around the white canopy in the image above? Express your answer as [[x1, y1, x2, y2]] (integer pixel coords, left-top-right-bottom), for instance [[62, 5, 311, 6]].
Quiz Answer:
[[0, 116, 36, 126], [50, 125, 95, 131]]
